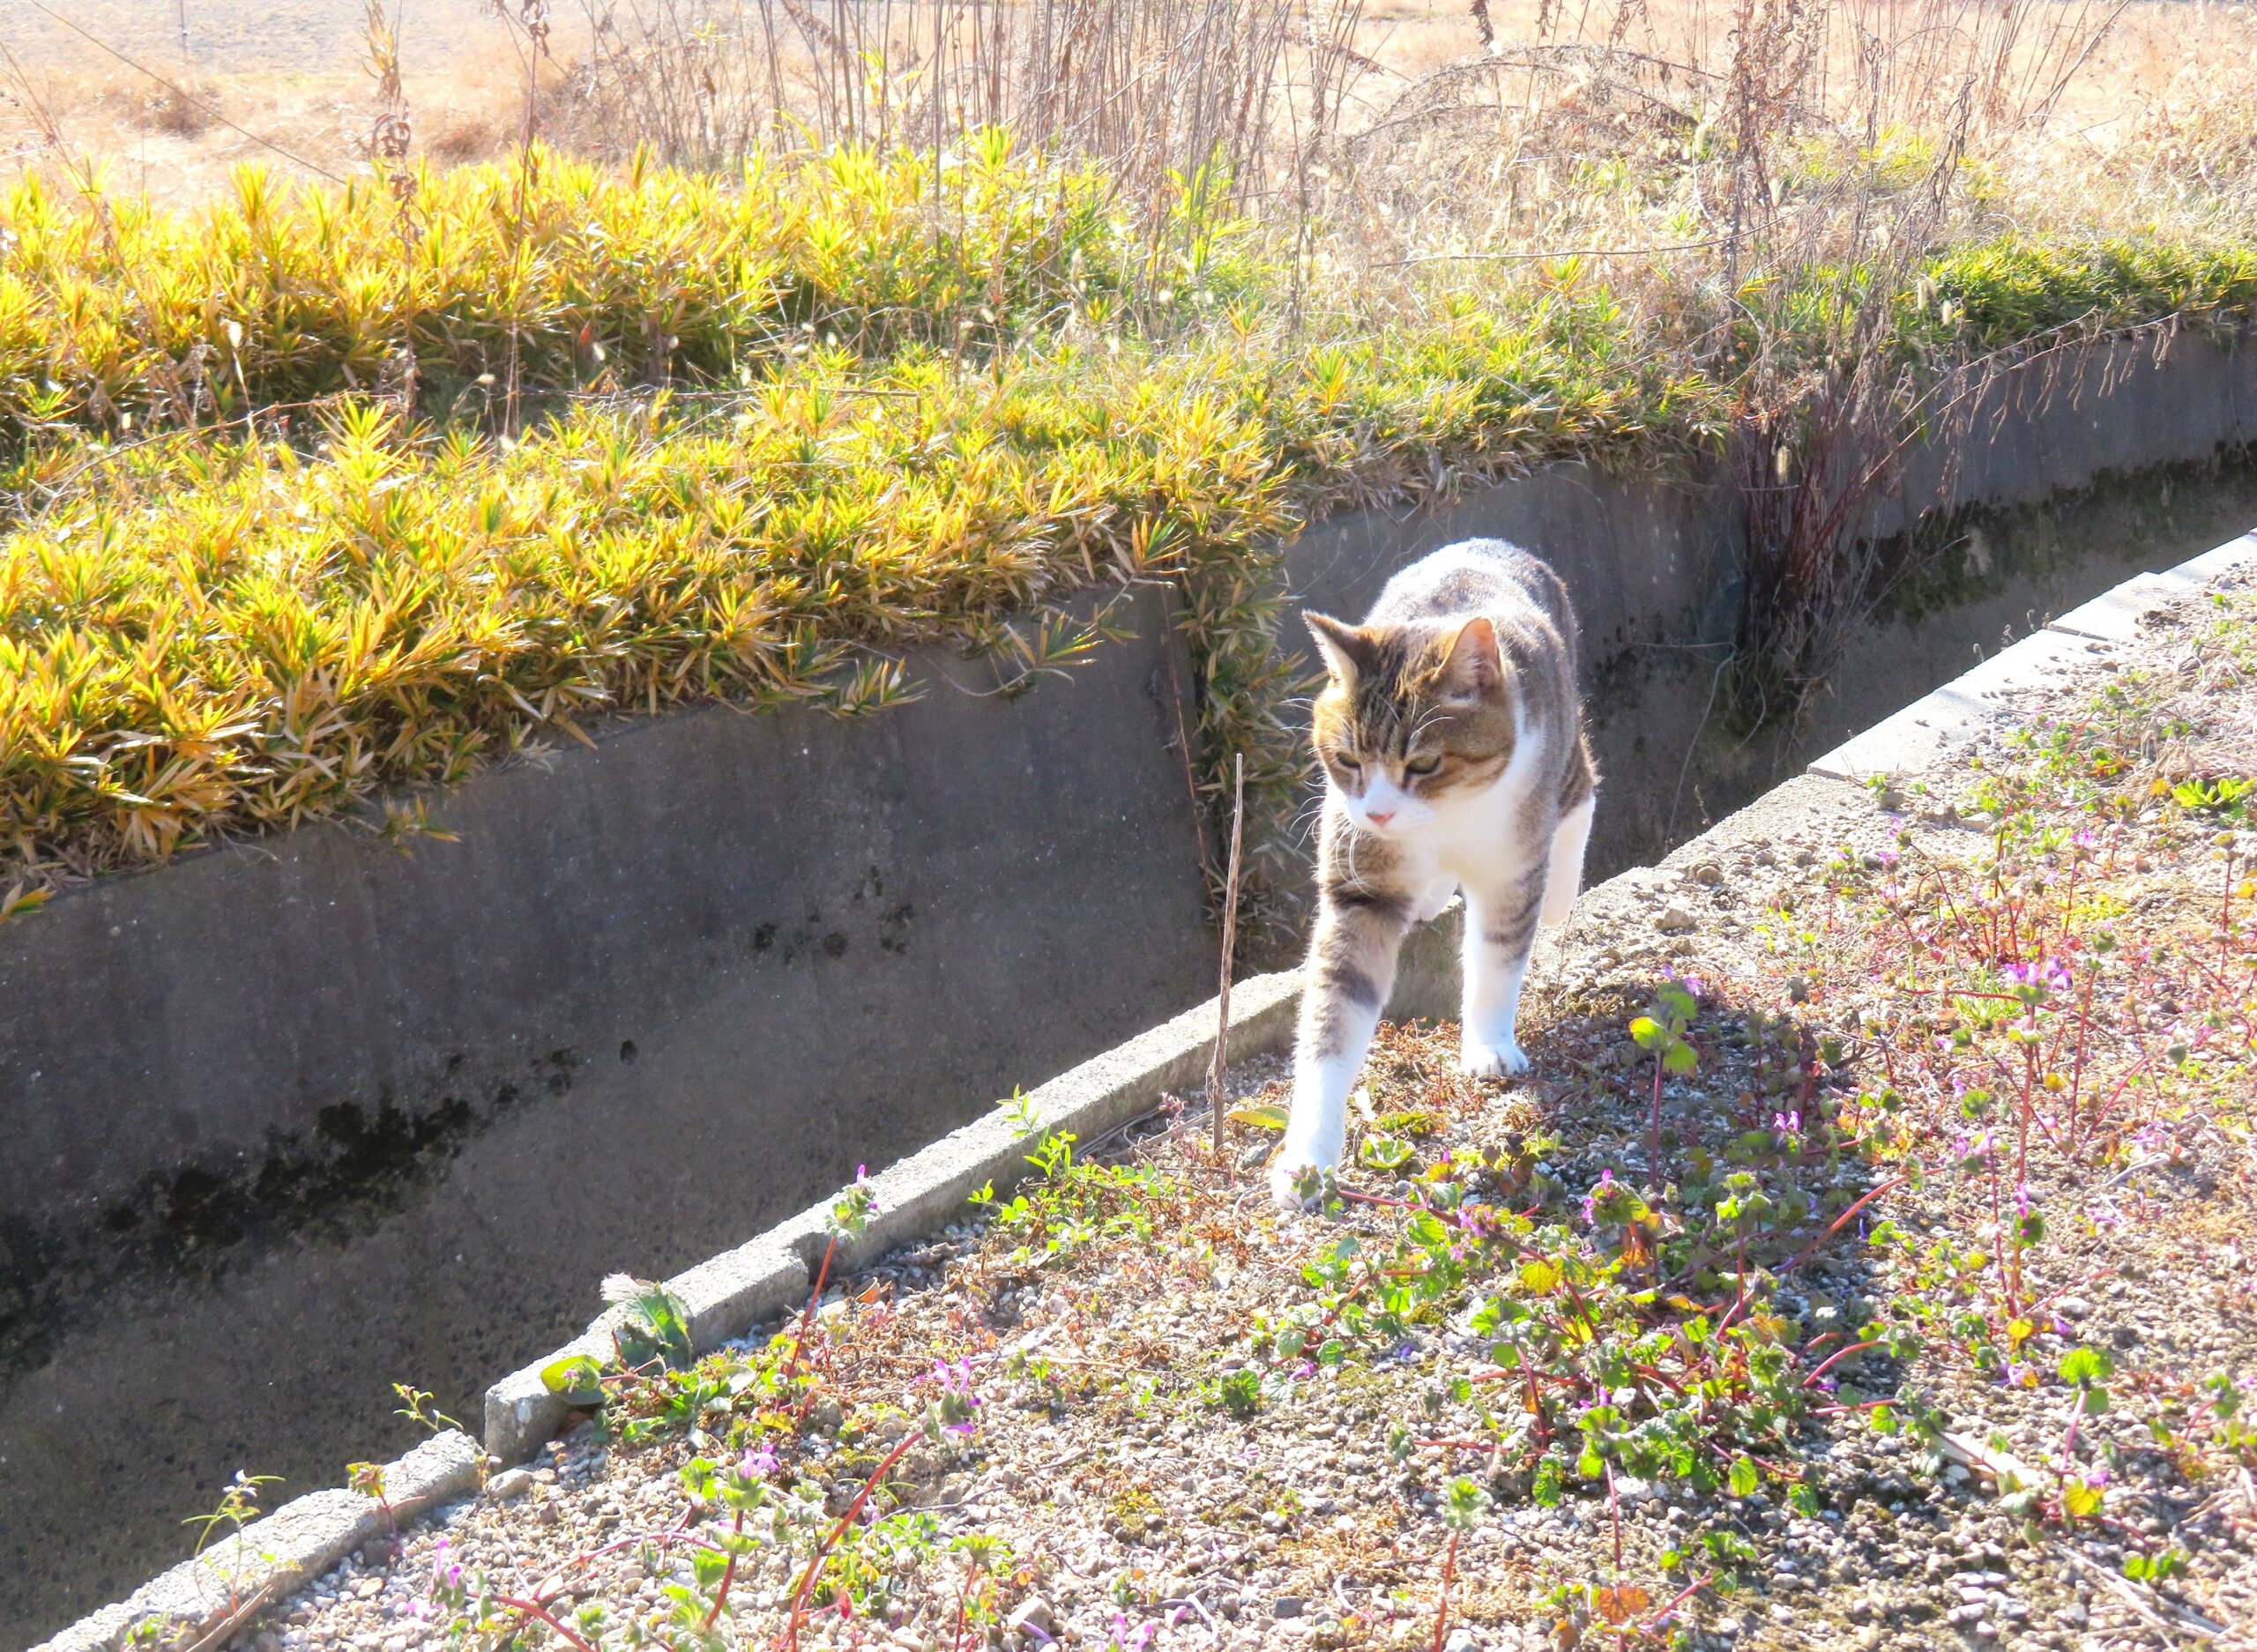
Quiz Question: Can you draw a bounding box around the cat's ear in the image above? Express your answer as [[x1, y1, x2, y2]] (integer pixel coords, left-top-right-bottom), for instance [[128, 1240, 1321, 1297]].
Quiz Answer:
[[1304, 611, 1376, 682], [1439, 616, 1502, 701]]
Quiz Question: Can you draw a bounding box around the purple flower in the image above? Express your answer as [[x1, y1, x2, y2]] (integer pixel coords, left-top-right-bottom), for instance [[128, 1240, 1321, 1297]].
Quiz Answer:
[[430, 1537, 465, 1592], [740, 1442, 779, 1480], [930, 1357, 984, 1434], [1580, 1169, 1615, 1226]]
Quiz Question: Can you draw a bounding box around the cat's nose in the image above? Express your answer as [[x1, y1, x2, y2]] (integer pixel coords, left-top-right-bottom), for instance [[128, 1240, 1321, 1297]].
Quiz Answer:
[[1366, 807, 1396, 827]]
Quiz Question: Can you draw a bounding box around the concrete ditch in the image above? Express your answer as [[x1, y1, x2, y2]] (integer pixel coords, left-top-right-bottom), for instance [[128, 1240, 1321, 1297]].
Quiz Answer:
[[36, 518, 2255, 1652]]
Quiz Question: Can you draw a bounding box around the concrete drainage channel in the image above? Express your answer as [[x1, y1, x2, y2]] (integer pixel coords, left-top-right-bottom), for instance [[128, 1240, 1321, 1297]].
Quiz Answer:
[[40, 524, 2257, 1652]]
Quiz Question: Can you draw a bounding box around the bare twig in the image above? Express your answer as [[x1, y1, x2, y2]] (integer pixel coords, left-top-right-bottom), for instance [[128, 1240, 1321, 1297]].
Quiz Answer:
[[1209, 751, 1248, 1163]]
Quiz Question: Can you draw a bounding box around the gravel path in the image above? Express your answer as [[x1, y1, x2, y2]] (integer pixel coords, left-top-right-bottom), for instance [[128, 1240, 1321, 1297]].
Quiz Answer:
[[231, 588, 2257, 1652]]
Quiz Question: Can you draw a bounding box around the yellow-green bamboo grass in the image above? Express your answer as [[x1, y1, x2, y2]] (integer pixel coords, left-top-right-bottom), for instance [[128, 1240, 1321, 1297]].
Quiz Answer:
[[0, 136, 1225, 443], [0, 292, 1697, 912], [4, 138, 2255, 929]]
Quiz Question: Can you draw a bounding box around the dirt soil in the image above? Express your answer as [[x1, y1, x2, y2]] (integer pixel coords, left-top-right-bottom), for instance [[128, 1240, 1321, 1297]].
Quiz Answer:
[[175, 577, 2257, 1652]]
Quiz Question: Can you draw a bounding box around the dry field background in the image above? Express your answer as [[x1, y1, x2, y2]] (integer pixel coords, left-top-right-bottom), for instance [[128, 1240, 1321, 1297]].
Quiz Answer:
[[2, 0, 2251, 210]]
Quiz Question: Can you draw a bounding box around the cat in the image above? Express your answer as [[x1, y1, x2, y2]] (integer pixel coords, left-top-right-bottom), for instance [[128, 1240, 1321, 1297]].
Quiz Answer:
[[1271, 538, 1597, 1206]]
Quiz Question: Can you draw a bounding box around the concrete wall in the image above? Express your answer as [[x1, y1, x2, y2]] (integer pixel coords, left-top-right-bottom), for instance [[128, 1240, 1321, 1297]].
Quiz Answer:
[[1277, 330, 2257, 883], [0, 588, 1215, 1636]]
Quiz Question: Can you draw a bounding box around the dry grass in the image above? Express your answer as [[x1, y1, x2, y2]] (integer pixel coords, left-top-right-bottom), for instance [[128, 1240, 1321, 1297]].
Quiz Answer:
[[1, 1, 2248, 213]]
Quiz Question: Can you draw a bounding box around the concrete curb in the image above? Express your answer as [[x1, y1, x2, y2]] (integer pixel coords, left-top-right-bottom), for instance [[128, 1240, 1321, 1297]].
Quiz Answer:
[[1809, 528, 2257, 785], [42, 522, 2257, 1652], [480, 912, 1467, 1466], [30, 1432, 480, 1652]]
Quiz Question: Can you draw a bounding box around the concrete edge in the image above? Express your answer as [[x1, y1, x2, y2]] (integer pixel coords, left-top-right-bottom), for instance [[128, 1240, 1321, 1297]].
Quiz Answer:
[[30, 1431, 480, 1652], [1808, 525, 2257, 784], [46, 521, 2257, 1652], [478, 968, 1307, 1469], [479, 909, 1466, 1467]]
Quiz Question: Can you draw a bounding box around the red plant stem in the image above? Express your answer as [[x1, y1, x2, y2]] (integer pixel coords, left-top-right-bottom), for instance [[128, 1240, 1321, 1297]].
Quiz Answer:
[[701, 1507, 747, 1630], [785, 1432, 920, 1650], [950, 1557, 984, 1651], [1649, 1056, 1665, 1188], [782, 1236, 838, 1389], [531, 1529, 721, 1605], [2067, 974, 2093, 1153], [1605, 1461, 1623, 1570], [1430, 1531, 1461, 1652], [495, 1597, 600, 1652], [1801, 1339, 1881, 1389], [1638, 1574, 1714, 1640]]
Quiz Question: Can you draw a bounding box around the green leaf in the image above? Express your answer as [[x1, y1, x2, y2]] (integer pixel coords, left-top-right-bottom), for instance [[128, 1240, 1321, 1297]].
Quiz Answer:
[[2061, 1480, 2104, 1520], [1664, 1041, 1699, 1075], [1358, 1131, 1414, 1171], [2059, 1346, 2114, 1388], [1728, 1455, 1760, 1498], [1227, 1104, 1290, 1131], [540, 1354, 606, 1408], [1629, 1016, 1665, 1049]]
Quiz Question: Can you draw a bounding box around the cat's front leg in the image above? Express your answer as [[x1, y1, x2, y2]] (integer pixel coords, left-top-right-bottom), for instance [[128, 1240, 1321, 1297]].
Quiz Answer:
[[1460, 859, 1547, 1080], [1273, 882, 1412, 1207]]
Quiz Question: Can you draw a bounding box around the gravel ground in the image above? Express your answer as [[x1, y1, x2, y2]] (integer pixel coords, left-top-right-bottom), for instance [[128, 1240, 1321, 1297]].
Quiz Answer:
[[232, 590, 2257, 1652]]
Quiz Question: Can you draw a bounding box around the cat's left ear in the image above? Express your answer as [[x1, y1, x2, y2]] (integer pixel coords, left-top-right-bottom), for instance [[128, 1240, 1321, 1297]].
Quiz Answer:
[[1440, 616, 1502, 701]]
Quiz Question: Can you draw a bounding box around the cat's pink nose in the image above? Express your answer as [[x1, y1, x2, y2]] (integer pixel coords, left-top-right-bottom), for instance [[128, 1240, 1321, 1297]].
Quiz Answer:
[[1366, 807, 1396, 827]]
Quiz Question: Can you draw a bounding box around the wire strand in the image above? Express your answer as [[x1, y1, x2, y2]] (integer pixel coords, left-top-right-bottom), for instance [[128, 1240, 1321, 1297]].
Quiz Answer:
[[17, 0, 352, 185]]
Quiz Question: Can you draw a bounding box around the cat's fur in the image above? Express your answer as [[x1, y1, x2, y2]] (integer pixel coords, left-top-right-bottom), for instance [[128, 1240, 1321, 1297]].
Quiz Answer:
[[1273, 539, 1596, 1204]]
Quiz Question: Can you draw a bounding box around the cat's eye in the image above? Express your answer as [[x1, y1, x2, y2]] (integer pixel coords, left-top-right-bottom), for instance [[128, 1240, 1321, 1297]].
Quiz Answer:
[[1332, 754, 1363, 776], [1404, 754, 1442, 777]]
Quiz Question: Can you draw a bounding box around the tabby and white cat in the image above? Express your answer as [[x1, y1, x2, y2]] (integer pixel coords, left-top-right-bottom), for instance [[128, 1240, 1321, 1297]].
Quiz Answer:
[[1272, 539, 1597, 1204]]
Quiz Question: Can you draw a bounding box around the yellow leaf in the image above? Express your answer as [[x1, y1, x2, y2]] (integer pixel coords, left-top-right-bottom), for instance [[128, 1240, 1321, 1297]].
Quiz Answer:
[[1226, 1104, 1290, 1132], [1593, 1585, 1651, 1625]]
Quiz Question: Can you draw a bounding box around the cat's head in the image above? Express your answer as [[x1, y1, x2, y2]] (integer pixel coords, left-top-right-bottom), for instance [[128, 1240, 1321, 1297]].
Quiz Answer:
[[1304, 611, 1517, 835]]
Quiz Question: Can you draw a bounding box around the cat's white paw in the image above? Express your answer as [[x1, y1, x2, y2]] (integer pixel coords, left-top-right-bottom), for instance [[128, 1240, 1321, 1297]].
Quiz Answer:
[[1459, 1036, 1530, 1081], [1269, 1149, 1336, 1210]]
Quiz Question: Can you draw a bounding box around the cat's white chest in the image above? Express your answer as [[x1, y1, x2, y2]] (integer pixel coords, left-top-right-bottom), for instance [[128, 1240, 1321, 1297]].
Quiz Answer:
[[1422, 720, 1549, 877]]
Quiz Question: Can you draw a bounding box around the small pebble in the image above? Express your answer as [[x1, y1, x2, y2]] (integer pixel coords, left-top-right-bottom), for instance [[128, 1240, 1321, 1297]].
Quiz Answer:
[[486, 1468, 535, 1501]]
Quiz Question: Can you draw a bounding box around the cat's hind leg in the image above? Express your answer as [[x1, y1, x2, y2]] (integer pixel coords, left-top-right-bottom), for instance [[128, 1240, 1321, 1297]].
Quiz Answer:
[[1541, 793, 1595, 927], [1412, 872, 1460, 925], [1460, 859, 1546, 1080]]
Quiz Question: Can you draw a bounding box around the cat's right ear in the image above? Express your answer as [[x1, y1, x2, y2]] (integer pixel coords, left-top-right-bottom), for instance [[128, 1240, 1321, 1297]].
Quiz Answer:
[[1304, 612, 1374, 682]]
